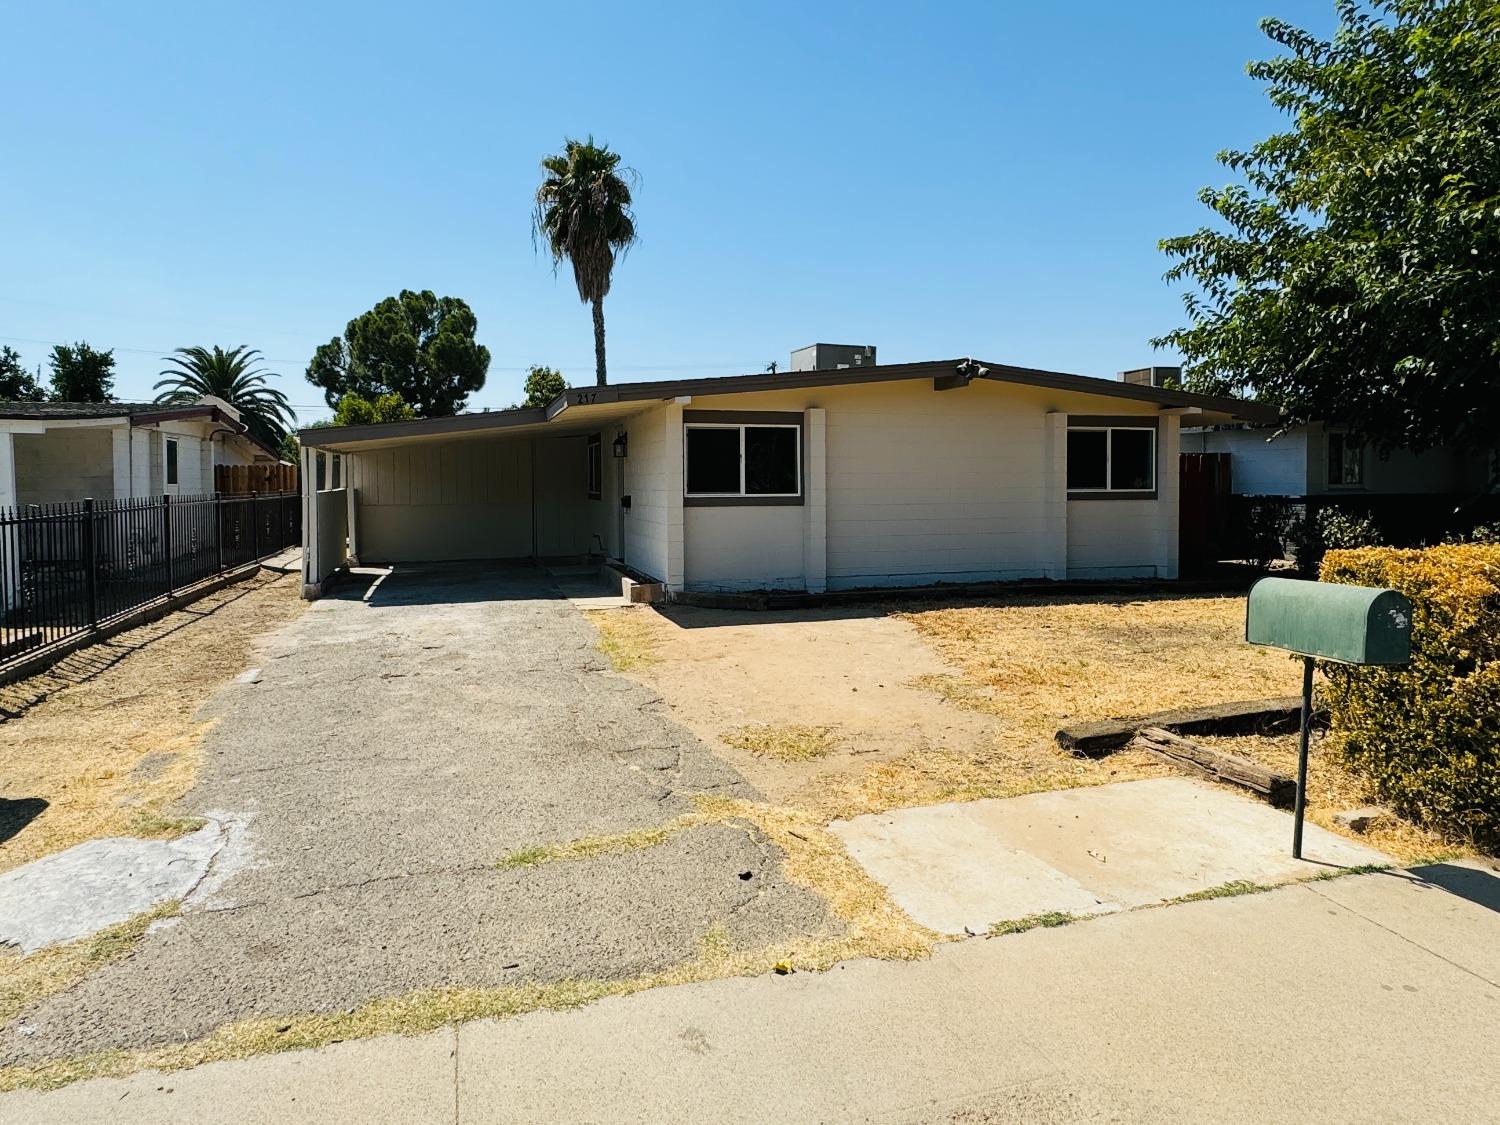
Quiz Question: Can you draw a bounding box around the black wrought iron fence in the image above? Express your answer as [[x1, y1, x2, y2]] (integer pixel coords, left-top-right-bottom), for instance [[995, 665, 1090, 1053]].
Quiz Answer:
[[0, 492, 300, 666]]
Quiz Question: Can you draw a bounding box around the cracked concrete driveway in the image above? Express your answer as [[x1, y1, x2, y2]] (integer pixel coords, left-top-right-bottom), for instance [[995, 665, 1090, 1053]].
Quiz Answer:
[[2, 563, 839, 1066]]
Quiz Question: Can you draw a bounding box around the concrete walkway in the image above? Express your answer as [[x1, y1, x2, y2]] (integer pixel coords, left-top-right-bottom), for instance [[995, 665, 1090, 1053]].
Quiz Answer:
[[6, 860, 1498, 1124]]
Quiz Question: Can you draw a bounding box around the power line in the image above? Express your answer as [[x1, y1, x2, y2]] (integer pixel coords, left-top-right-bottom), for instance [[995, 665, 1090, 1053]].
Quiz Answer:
[[0, 335, 761, 376]]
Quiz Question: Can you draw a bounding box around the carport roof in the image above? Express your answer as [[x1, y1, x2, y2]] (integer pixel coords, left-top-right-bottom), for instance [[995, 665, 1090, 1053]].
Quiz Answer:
[[297, 357, 1279, 450]]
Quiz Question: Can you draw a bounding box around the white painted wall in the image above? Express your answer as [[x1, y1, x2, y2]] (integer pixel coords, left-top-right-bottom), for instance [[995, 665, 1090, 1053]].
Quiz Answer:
[[13, 428, 115, 506], [620, 405, 673, 582], [663, 378, 1172, 591], [347, 437, 534, 563]]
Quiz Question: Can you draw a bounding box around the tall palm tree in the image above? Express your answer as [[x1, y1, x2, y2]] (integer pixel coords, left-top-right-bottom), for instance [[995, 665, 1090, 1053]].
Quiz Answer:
[[154, 346, 296, 448], [533, 137, 638, 386]]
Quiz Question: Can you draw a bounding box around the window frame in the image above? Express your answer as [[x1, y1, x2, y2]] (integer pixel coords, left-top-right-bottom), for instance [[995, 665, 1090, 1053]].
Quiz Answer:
[[586, 433, 602, 500], [1326, 431, 1365, 489], [682, 410, 804, 507], [165, 437, 179, 486], [1066, 419, 1158, 498]]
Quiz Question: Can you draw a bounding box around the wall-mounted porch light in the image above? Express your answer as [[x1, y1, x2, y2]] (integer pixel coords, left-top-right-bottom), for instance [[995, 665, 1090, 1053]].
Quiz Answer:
[[612, 431, 628, 458]]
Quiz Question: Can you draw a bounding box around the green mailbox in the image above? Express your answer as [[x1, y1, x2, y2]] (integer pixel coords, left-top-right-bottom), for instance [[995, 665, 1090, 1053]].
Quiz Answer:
[[1245, 576, 1413, 858], [1246, 577, 1412, 665]]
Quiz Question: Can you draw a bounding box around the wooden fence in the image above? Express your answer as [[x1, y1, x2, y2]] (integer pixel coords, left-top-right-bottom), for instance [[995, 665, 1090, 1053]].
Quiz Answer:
[[215, 463, 298, 495]]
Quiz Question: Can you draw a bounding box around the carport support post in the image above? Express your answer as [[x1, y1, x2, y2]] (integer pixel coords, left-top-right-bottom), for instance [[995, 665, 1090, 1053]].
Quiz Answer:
[[1292, 656, 1314, 859]]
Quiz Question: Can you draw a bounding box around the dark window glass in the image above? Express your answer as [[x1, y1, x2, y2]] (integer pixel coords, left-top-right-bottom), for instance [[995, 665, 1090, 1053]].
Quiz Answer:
[[587, 434, 602, 498], [1111, 429, 1154, 490], [744, 427, 799, 494], [686, 427, 740, 493], [1328, 433, 1363, 485], [1067, 430, 1107, 490], [166, 438, 179, 485]]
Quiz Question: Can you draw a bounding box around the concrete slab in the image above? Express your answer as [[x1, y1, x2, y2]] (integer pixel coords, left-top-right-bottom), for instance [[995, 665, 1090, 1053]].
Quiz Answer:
[[1305, 857, 1500, 986], [831, 778, 1390, 934], [0, 821, 225, 953], [258, 548, 301, 575], [826, 801, 1118, 935], [0, 1027, 456, 1125]]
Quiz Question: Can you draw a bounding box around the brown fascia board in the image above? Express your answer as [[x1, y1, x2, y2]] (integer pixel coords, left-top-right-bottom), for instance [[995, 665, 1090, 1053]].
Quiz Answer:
[[127, 405, 227, 427], [298, 358, 1274, 447]]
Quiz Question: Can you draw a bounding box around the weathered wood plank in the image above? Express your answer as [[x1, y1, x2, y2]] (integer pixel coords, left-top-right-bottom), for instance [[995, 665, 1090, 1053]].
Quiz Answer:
[[1055, 695, 1304, 757], [1130, 726, 1297, 807]]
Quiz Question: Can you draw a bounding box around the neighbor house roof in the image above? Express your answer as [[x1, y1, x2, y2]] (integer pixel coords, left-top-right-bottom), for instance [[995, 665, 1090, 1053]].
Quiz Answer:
[[298, 357, 1281, 450], [0, 401, 231, 423]]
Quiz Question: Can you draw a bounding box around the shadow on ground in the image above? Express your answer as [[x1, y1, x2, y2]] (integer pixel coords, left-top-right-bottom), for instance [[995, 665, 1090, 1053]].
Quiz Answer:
[[0, 798, 47, 845], [1408, 862, 1500, 914]]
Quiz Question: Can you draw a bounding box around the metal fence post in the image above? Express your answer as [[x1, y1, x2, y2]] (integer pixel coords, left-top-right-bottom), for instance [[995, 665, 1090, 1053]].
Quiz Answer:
[[214, 492, 224, 574], [83, 497, 98, 628], [250, 491, 259, 561], [162, 493, 174, 595]]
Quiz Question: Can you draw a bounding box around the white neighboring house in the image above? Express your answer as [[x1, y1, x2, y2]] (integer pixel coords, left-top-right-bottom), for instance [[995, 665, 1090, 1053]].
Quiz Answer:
[[296, 353, 1275, 598], [0, 395, 282, 509], [1180, 421, 1491, 498]]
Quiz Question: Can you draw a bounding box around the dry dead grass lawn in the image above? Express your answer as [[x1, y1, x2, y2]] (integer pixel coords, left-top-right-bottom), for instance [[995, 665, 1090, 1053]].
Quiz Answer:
[[722, 724, 841, 762], [1193, 729, 1463, 864], [803, 593, 1302, 819], [0, 571, 306, 874], [586, 606, 660, 672]]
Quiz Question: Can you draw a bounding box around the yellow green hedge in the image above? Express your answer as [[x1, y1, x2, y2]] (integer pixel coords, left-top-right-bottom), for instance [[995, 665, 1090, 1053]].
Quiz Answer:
[[1320, 544, 1500, 849]]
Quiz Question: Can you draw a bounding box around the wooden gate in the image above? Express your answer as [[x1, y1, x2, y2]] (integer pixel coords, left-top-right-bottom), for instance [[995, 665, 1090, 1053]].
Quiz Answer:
[[1179, 452, 1232, 576]]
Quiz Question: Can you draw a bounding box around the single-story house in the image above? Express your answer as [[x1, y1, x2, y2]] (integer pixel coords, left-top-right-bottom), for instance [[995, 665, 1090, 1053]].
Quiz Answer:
[[0, 396, 283, 510], [296, 355, 1274, 598]]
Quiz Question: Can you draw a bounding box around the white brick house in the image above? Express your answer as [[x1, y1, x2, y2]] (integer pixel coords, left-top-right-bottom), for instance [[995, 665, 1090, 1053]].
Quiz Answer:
[[296, 357, 1274, 597]]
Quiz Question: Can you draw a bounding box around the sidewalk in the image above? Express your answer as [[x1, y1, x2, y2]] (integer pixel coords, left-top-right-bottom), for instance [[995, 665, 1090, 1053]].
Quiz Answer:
[[4, 861, 1497, 1124]]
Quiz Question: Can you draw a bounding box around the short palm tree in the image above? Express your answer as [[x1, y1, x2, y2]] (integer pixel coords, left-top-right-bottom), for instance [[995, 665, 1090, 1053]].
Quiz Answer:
[[533, 137, 638, 386], [154, 346, 295, 448]]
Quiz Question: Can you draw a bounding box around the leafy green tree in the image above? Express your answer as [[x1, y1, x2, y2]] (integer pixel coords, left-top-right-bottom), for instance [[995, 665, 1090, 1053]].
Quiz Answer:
[[332, 391, 417, 426], [519, 364, 567, 407], [1156, 0, 1500, 458], [279, 431, 301, 464], [307, 290, 490, 416], [533, 137, 638, 386], [154, 345, 296, 447], [48, 342, 115, 402], [0, 347, 46, 400]]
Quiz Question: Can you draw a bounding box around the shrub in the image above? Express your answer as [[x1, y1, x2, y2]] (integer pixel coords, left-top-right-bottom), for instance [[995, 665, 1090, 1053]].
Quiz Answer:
[[1319, 544, 1500, 849]]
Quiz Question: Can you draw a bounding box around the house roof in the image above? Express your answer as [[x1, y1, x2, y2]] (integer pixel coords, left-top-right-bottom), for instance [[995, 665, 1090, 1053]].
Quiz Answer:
[[298, 357, 1281, 450], [0, 400, 230, 423]]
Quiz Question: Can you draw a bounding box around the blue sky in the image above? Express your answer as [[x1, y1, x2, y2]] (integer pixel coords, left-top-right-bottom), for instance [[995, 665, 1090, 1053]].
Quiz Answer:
[[1, 2, 1333, 422]]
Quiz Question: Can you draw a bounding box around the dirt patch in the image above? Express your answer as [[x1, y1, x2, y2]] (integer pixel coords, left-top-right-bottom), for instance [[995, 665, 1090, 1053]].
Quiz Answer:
[[0, 572, 306, 874], [594, 593, 1303, 823], [1191, 729, 1463, 864], [593, 604, 1003, 804]]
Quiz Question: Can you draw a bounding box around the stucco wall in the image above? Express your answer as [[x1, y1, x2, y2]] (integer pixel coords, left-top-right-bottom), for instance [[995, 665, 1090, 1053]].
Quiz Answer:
[[349, 437, 534, 562], [14, 428, 114, 506]]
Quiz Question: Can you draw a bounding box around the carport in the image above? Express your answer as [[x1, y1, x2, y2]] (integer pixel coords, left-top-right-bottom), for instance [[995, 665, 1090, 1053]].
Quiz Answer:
[[297, 394, 662, 595]]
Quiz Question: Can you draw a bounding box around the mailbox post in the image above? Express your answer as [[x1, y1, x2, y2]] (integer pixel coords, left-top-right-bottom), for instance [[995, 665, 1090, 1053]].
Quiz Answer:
[[1246, 577, 1412, 858]]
